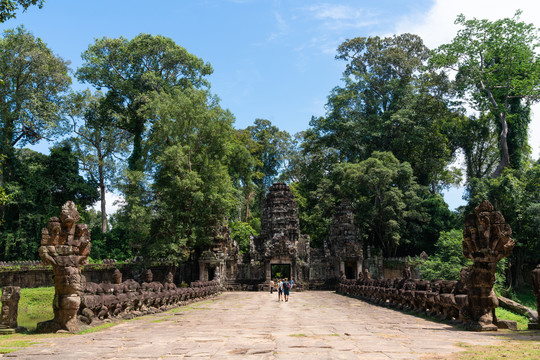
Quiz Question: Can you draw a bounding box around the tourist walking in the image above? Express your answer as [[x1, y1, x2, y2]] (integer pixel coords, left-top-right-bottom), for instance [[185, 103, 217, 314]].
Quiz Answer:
[[283, 278, 291, 302], [277, 279, 283, 301], [269, 279, 274, 294]]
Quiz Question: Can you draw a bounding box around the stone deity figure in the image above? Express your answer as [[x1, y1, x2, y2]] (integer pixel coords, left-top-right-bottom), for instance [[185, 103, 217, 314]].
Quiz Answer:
[[363, 268, 371, 280], [402, 265, 411, 280], [461, 200, 514, 331], [37, 201, 91, 333], [0, 286, 21, 333]]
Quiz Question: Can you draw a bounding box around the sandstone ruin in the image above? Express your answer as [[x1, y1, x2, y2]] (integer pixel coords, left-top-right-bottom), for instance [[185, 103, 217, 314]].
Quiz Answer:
[[36, 201, 91, 333], [530, 264, 540, 330], [0, 286, 21, 334]]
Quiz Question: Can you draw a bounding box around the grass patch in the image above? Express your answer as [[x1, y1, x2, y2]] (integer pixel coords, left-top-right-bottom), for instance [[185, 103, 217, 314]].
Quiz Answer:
[[495, 307, 529, 330], [289, 333, 306, 337], [77, 322, 116, 335], [456, 340, 540, 359], [510, 286, 537, 310], [152, 316, 173, 323], [15, 287, 55, 330], [0, 337, 38, 354]]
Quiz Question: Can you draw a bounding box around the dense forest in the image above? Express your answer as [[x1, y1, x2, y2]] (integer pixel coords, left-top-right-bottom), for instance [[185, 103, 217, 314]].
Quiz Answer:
[[1, 6, 540, 291]]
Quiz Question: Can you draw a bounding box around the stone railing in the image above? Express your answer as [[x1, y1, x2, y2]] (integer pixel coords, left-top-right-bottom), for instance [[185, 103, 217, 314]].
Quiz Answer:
[[337, 277, 470, 325], [78, 276, 221, 325]]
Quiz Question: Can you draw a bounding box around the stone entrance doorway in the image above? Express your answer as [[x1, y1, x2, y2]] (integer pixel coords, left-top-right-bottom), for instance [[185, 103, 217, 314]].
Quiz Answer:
[[345, 261, 356, 279], [271, 264, 291, 279]]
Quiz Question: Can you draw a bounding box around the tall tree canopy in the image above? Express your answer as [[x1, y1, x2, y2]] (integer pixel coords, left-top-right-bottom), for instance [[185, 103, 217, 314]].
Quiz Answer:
[[0, 144, 98, 260], [308, 33, 460, 192], [332, 151, 429, 257], [246, 118, 292, 214], [142, 88, 237, 260], [0, 0, 43, 22], [431, 11, 540, 177], [68, 90, 130, 233], [0, 26, 71, 183], [76, 33, 213, 172]]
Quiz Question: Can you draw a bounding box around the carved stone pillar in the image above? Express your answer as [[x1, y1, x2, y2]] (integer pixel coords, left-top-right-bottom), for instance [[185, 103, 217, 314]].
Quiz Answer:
[[529, 264, 540, 330], [462, 200, 514, 331], [0, 286, 21, 334], [36, 201, 91, 333]]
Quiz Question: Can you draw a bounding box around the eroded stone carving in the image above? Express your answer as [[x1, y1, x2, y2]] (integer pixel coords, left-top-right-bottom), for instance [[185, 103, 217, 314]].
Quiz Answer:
[[78, 269, 220, 324], [529, 264, 540, 330], [461, 200, 514, 331], [37, 201, 91, 333], [0, 286, 21, 333]]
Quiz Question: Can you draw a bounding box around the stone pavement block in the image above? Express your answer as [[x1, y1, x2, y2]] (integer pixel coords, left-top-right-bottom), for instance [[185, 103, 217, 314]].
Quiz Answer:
[[9, 291, 535, 360]]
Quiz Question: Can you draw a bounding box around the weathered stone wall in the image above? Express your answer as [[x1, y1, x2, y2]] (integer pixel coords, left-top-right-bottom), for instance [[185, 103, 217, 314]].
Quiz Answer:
[[0, 262, 190, 289]]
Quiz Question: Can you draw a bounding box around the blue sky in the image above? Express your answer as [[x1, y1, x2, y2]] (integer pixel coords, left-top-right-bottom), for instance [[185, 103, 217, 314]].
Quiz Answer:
[[2, 0, 540, 211], [0, 0, 430, 135]]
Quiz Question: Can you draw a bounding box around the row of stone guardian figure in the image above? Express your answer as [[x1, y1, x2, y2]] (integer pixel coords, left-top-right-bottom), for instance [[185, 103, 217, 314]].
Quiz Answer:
[[79, 269, 220, 325], [338, 269, 469, 324]]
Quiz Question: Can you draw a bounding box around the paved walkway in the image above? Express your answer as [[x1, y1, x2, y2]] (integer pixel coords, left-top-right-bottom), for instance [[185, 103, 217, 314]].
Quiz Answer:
[[7, 291, 519, 359]]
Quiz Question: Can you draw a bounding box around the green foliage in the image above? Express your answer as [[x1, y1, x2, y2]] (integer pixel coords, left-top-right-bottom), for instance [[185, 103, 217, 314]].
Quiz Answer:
[[16, 286, 54, 330], [431, 11, 540, 176], [246, 119, 292, 218], [68, 90, 130, 233], [307, 33, 460, 192], [141, 88, 237, 259], [0, 0, 44, 22], [332, 151, 430, 257], [495, 307, 529, 330], [418, 229, 471, 281], [0, 25, 71, 180], [455, 114, 499, 180], [76, 32, 213, 173], [230, 220, 257, 254], [0, 145, 98, 260], [86, 214, 133, 261]]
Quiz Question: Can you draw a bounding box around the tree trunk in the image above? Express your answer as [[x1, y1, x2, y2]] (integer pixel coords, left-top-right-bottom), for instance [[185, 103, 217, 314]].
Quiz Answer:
[[498, 295, 538, 321], [99, 163, 107, 233], [491, 113, 510, 178], [511, 247, 525, 289]]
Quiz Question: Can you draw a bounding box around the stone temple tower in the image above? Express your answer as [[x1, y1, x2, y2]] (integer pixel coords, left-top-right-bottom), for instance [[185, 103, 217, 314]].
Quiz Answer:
[[253, 183, 310, 282], [325, 199, 363, 280]]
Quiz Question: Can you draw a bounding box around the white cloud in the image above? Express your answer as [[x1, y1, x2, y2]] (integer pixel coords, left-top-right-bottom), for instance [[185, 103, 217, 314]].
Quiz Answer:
[[303, 3, 377, 30], [395, 0, 540, 159]]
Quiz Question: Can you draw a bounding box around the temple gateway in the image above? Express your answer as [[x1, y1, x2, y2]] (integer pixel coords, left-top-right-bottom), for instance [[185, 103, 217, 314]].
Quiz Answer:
[[198, 183, 364, 290]]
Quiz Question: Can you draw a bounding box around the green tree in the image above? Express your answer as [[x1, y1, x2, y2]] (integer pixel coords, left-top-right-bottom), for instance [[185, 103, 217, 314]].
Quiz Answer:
[[0, 26, 70, 187], [333, 151, 429, 257], [226, 129, 261, 222], [455, 113, 499, 180], [418, 229, 472, 281], [246, 119, 292, 214], [431, 11, 540, 177], [0, 0, 44, 22], [0, 155, 9, 223], [142, 88, 237, 260], [466, 161, 540, 287], [309, 33, 460, 192], [68, 90, 130, 233], [77, 34, 213, 254], [76, 33, 213, 173], [230, 220, 257, 254], [0, 144, 98, 260]]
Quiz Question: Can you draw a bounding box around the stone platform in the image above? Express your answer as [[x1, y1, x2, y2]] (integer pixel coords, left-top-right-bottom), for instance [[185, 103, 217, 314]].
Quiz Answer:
[[6, 291, 525, 359]]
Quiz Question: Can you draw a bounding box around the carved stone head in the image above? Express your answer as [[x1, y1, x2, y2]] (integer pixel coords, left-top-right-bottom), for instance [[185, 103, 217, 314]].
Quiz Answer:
[[112, 269, 122, 284], [145, 269, 153, 283], [60, 201, 80, 226]]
